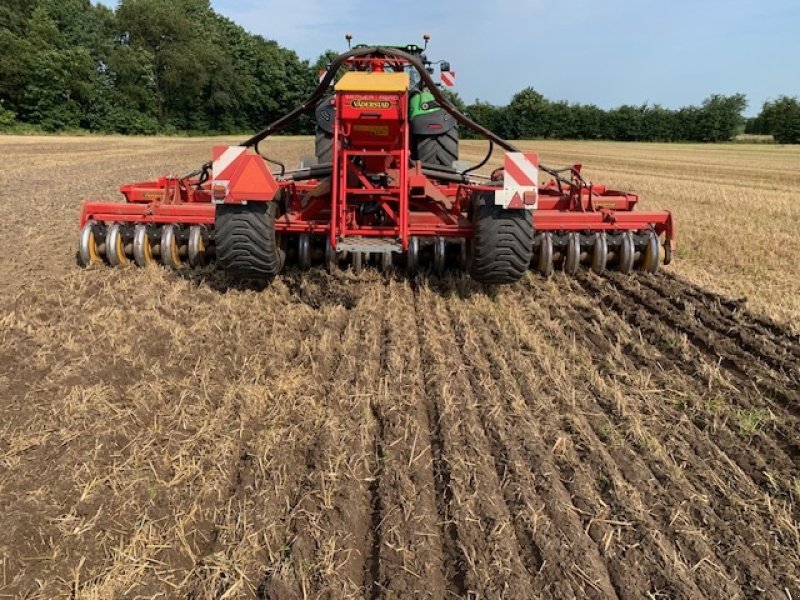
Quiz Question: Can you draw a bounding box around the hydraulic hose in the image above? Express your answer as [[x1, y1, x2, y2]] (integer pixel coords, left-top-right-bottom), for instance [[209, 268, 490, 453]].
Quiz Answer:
[[240, 46, 575, 186], [241, 46, 518, 152]]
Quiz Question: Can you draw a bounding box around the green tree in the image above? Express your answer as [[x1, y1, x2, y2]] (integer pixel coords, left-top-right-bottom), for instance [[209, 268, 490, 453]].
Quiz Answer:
[[465, 100, 509, 138], [752, 97, 800, 144], [692, 94, 747, 142], [506, 87, 549, 138]]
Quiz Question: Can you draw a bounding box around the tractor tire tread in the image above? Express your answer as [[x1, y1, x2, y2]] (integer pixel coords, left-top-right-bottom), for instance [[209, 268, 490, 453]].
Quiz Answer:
[[415, 127, 459, 168], [469, 193, 533, 284], [215, 203, 284, 280], [315, 127, 333, 165]]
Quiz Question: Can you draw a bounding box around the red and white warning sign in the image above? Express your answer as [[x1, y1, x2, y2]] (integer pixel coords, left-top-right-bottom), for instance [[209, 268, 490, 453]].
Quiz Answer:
[[212, 145, 247, 183], [440, 71, 456, 87], [494, 152, 539, 209], [318, 69, 327, 83], [211, 145, 279, 203]]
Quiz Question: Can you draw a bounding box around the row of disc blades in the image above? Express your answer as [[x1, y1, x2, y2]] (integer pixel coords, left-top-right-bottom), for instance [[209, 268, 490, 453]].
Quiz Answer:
[[79, 221, 665, 275]]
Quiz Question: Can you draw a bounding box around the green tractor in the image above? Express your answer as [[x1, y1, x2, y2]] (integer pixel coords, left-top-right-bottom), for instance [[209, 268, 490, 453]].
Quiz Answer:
[[314, 37, 459, 168]]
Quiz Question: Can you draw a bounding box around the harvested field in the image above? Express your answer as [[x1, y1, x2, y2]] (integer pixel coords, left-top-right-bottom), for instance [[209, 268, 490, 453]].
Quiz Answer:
[[0, 135, 798, 599]]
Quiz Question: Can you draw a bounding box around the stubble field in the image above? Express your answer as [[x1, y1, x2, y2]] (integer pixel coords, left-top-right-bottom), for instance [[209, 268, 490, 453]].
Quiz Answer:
[[0, 135, 798, 599]]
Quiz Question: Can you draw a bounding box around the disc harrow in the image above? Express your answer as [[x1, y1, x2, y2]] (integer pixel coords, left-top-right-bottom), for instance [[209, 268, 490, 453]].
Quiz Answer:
[[77, 42, 674, 284], [79, 221, 213, 270], [531, 229, 662, 277], [80, 222, 481, 275]]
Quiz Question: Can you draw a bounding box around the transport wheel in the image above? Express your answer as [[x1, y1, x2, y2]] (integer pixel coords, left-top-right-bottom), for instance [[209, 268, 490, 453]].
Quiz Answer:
[[215, 203, 285, 281], [563, 232, 580, 276], [432, 237, 446, 275], [133, 224, 155, 267], [535, 232, 554, 277], [188, 226, 207, 267], [641, 230, 660, 274], [315, 127, 333, 164], [407, 236, 420, 276], [161, 225, 181, 268], [591, 232, 608, 275], [324, 238, 337, 273], [78, 221, 103, 267], [415, 127, 459, 168], [617, 232, 634, 274], [469, 192, 533, 284], [106, 223, 128, 267], [298, 234, 312, 270]]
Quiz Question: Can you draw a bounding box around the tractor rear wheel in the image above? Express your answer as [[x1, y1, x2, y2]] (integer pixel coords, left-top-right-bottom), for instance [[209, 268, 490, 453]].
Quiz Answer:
[[315, 127, 333, 165], [469, 192, 533, 284], [215, 202, 285, 281], [415, 127, 459, 168]]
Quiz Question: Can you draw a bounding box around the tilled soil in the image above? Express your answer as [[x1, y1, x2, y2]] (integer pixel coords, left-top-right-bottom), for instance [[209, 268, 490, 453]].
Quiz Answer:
[[0, 137, 798, 599]]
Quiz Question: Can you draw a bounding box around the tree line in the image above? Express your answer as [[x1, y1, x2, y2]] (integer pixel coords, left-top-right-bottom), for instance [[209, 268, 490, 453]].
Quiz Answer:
[[461, 91, 755, 143], [1, 0, 798, 143], [744, 97, 800, 144], [0, 0, 316, 133]]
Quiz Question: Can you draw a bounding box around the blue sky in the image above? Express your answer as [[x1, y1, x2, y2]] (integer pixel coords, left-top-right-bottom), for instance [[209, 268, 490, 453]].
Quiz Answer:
[[99, 0, 799, 115]]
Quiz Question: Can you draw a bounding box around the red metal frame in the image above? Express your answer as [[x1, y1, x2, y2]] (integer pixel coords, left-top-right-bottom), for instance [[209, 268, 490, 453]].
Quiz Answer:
[[80, 170, 674, 248], [78, 54, 675, 253]]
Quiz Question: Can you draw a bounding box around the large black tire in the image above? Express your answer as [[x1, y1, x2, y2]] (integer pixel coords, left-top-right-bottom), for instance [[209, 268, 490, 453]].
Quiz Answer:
[[469, 193, 533, 284], [315, 126, 333, 165], [215, 202, 285, 281], [414, 127, 459, 168]]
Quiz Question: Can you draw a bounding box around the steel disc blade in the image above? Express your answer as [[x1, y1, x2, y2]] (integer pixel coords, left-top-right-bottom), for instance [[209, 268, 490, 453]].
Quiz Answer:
[[78, 221, 103, 267], [564, 232, 580, 275], [161, 225, 181, 268], [133, 224, 155, 267], [381, 252, 393, 274], [433, 237, 446, 275], [591, 232, 607, 275], [324, 238, 337, 273], [641, 230, 660, 274], [407, 236, 419, 276], [536, 232, 554, 277], [298, 234, 311, 270], [188, 226, 207, 268], [351, 252, 363, 273], [617, 232, 634, 274], [106, 223, 128, 267]]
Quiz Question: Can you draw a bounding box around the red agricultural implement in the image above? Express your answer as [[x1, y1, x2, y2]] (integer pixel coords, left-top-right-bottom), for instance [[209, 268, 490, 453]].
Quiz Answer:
[[77, 40, 674, 284]]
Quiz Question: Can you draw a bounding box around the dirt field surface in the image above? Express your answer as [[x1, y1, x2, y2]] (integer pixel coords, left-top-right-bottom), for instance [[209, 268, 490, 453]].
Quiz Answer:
[[1, 135, 798, 599]]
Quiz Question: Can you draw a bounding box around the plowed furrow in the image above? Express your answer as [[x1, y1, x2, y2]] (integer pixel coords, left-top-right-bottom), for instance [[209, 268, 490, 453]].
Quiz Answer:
[[201, 309, 318, 573], [259, 286, 383, 598], [447, 302, 621, 598], [413, 285, 532, 597], [664, 272, 800, 347], [445, 309, 559, 594], [518, 277, 799, 594], [366, 281, 448, 598], [364, 368, 388, 599], [563, 276, 800, 495], [608, 272, 795, 385], [560, 274, 799, 487], [588, 274, 800, 417], [576, 274, 800, 450], [506, 281, 739, 597], [636, 274, 800, 374], [253, 309, 353, 596], [412, 285, 469, 598], [552, 330, 778, 595]]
